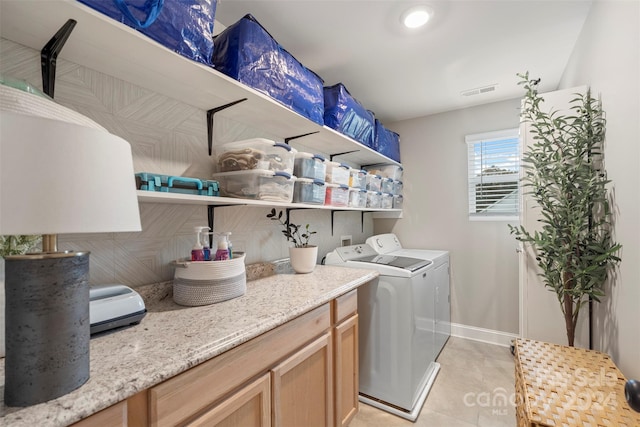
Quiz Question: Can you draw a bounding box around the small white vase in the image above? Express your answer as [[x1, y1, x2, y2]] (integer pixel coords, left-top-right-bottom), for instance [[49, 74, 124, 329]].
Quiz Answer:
[[289, 246, 318, 274]]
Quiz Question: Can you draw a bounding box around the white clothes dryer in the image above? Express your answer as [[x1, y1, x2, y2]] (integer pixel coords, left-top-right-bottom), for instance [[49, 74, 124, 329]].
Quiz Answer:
[[366, 233, 451, 358], [325, 244, 440, 421]]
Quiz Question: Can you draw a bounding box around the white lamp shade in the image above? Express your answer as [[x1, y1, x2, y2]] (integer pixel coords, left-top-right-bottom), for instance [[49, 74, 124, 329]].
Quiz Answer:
[[1, 111, 141, 235]]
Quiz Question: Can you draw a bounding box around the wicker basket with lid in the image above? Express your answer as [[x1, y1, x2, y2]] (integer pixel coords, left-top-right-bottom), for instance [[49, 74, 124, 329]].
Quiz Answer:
[[514, 338, 640, 427]]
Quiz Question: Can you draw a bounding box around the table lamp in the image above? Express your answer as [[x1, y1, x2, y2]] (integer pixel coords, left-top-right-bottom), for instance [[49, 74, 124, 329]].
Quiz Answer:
[[0, 89, 141, 406]]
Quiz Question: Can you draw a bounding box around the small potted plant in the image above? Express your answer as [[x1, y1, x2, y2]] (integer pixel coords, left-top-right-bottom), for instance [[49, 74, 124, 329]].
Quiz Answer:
[[267, 208, 318, 273]]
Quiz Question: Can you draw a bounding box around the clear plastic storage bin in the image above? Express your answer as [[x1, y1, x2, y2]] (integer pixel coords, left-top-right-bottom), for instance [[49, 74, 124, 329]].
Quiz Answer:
[[294, 152, 326, 180], [366, 191, 382, 209], [365, 173, 382, 192], [348, 188, 367, 208], [381, 177, 394, 194], [381, 193, 394, 209], [214, 138, 297, 174], [325, 183, 349, 207], [212, 170, 296, 202], [393, 194, 404, 209], [325, 161, 351, 186], [293, 178, 326, 204], [363, 164, 403, 181], [349, 169, 367, 190], [393, 180, 404, 196]]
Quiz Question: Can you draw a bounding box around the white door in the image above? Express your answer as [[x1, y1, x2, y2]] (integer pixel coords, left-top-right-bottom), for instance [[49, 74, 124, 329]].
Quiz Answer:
[[518, 86, 590, 348]]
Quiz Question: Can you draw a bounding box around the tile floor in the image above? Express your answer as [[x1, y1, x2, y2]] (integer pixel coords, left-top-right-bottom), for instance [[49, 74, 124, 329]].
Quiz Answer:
[[350, 337, 516, 427]]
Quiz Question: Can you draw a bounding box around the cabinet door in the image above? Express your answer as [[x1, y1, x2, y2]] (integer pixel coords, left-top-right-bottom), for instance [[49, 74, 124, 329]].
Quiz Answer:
[[186, 373, 271, 427], [334, 314, 359, 427], [272, 332, 333, 427]]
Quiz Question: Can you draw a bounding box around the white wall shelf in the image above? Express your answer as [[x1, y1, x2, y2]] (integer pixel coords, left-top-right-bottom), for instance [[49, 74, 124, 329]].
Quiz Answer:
[[1, 0, 403, 220], [137, 191, 403, 218], [0, 0, 401, 167]]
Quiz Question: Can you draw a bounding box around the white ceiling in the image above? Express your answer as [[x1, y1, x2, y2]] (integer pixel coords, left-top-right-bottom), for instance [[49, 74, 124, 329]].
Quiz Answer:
[[214, 0, 593, 123]]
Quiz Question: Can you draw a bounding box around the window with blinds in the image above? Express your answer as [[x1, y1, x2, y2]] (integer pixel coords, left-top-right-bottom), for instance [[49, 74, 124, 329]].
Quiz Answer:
[[466, 129, 520, 220]]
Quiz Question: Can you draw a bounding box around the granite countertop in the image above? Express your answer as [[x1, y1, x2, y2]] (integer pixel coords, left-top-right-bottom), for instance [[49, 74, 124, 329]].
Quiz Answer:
[[0, 264, 378, 427]]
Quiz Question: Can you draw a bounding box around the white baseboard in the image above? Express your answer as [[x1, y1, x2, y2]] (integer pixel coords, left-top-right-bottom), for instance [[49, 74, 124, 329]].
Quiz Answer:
[[450, 322, 520, 348]]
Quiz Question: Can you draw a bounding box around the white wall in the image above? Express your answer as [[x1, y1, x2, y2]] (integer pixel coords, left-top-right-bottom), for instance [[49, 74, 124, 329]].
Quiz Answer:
[[557, 0, 640, 379], [375, 98, 522, 334]]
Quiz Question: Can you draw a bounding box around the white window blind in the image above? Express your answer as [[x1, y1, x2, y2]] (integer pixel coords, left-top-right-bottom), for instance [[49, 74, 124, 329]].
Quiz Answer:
[[466, 129, 520, 220]]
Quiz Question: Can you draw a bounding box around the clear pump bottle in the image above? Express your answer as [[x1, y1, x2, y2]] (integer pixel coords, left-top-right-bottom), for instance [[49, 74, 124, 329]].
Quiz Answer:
[[222, 231, 233, 259], [200, 227, 212, 261], [191, 226, 205, 261], [214, 234, 230, 261]]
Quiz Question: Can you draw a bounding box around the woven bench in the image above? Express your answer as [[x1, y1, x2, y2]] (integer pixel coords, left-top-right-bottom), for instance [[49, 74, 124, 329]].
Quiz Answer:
[[514, 338, 640, 426]]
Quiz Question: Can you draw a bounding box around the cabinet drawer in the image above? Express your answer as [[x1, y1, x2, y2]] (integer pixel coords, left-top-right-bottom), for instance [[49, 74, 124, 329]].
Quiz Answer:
[[333, 289, 357, 324], [71, 401, 127, 427], [149, 303, 330, 427]]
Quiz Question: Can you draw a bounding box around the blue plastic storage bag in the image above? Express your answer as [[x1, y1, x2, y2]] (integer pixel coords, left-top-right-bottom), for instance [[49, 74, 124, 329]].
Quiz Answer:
[[77, 0, 216, 66], [212, 14, 325, 125], [375, 119, 401, 162], [323, 83, 375, 148]]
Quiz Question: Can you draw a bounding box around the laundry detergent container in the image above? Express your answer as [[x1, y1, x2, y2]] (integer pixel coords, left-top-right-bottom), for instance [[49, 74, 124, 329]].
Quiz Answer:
[[375, 119, 401, 162], [212, 14, 324, 125], [323, 83, 375, 148]]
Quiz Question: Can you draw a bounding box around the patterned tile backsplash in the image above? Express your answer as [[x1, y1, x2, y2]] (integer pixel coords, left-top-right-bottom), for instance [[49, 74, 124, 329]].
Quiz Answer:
[[0, 38, 374, 288]]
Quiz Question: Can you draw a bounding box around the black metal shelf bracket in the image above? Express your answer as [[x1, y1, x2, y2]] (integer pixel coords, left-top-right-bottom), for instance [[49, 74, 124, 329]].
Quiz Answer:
[[283, 131, 319, 145], [329, 150, 359, 162], [330, 210, 338, 235], [361, 211, 372, 233], [41, 19, 76, 98], [284, 207, 311, 228], [208, 204, 244, 245], [330, 209, 369, 235], [207, 98, 248, 155]]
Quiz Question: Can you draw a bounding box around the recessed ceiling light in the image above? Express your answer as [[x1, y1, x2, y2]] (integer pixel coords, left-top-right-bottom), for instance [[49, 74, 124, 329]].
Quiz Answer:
[[401, 5, 433, 29]]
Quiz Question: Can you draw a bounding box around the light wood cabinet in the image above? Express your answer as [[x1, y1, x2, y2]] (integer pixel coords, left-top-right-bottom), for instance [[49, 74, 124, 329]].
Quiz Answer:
[[149, 304, 330, 427], [74, 289, 360, 427], [272, 332, 333, 427]]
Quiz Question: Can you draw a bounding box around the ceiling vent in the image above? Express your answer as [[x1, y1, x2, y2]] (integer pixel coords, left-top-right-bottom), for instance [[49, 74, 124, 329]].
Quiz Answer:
[[461, 84, 498, 97]]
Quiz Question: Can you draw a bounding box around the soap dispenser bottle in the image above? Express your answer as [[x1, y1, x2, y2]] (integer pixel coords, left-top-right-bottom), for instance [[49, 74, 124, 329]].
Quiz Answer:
[[214, 233, 230, 261], [191, 226, 205, 261], [223, 231, 233, 259], [200, 226, 212, 261]]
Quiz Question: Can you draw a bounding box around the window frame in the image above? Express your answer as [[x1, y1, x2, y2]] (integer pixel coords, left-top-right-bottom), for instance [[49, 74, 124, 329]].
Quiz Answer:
[[465, 128, 520, 222]]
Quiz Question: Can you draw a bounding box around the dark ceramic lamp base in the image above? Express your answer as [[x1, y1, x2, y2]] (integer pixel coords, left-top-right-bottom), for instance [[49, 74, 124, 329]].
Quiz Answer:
[[4, 252, 90, 407]]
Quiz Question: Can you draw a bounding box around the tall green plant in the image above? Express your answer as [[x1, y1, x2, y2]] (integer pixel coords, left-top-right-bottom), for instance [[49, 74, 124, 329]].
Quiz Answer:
[[510, 73, 621, 347]]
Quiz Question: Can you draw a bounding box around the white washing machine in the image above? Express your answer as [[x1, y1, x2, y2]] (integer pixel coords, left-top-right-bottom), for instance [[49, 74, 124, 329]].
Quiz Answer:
[[325, 244, 440, 421], [366, 233, 451, 358]]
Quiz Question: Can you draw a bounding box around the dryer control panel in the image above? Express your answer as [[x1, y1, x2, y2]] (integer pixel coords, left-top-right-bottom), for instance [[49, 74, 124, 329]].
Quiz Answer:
[[326, 244, 378, 263]]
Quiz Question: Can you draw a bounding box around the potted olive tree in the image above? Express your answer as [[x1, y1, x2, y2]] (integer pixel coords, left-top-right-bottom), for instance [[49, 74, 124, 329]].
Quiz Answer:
[[510, 73, 621, 347], [267, 208, 318, 273]]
